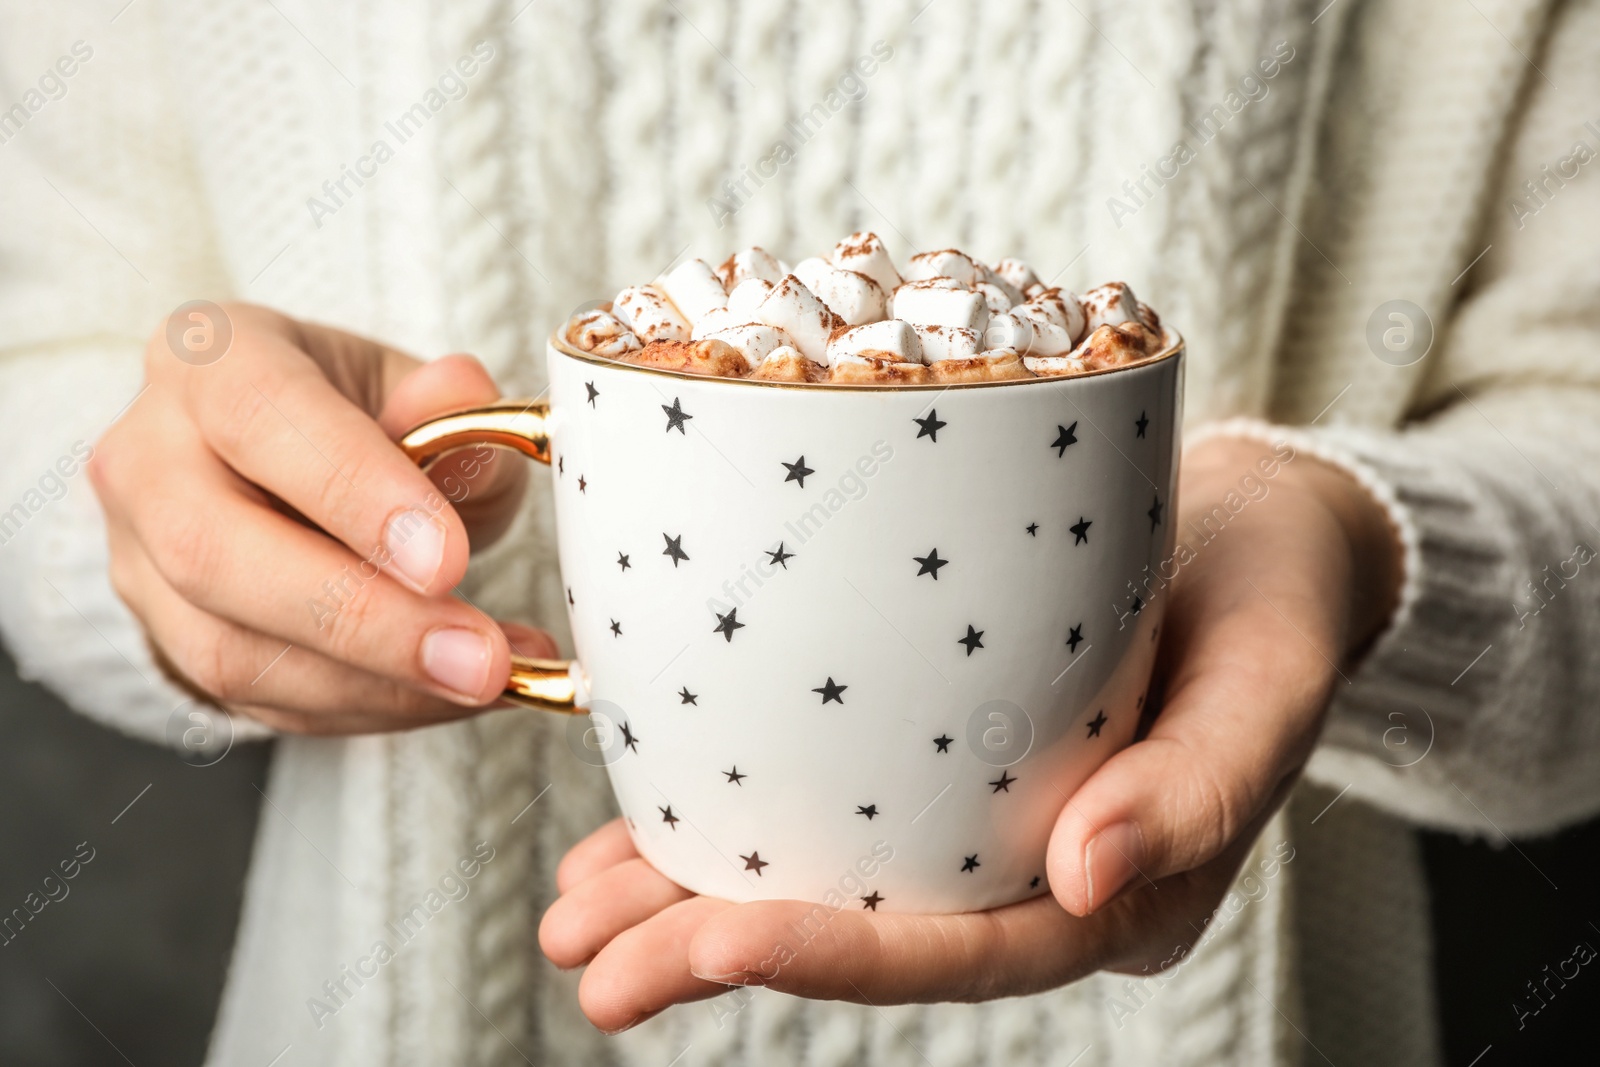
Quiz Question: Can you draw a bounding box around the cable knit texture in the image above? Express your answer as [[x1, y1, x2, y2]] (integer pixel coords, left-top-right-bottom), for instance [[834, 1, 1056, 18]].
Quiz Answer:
[[4, 0, 1600, 1064]]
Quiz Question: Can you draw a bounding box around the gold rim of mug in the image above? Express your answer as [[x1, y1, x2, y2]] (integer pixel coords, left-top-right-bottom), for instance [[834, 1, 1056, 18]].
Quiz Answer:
[[548, 326, 1184, 392]]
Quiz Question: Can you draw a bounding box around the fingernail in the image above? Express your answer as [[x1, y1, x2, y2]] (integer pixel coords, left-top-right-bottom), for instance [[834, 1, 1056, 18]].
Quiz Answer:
[[385, 508, 445, 592], [689, 968, 767, 987], [1084, 821, 1146, 913], [422, 627, 491, 700], [600, 1010, 660, 1035]]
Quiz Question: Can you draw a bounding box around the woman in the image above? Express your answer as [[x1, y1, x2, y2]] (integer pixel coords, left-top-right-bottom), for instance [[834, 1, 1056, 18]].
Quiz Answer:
[[2, 0, 1597, 1063]]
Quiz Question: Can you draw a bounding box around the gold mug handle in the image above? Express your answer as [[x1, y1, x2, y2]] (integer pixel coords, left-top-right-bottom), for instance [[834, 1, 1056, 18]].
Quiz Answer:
[[399, 400, 583, 714]]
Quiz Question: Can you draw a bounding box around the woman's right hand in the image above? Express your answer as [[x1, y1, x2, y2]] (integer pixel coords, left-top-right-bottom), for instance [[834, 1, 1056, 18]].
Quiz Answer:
[[89, 302, 554, 734]]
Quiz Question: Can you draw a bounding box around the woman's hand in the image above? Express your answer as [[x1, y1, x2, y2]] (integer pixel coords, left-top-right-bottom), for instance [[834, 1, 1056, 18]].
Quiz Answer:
[[538, 433, 1404, 1032], [90, 302, 553, 734]]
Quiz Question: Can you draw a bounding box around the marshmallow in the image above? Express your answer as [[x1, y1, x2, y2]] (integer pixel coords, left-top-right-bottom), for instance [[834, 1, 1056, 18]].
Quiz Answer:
[[1015, 316, 1077, 356], [588, 333, 641, 360], [613, 285, 691, 343], [1036, 289, 1088, 339], [791, 257, 832, 293], [992, 257, 1041, 295], [567, 309, 642, 359], [896, 275, 961, 292], [794, 263, 887, 326], [692, 306, 741, 340], [716, 246, 786, 289], [927, 349, 1033, 383], [754, 275, 842, 364], [912, 324, 982, 363], [1081, 282, 1148, 333], [827, 319, 923, 364], [624, 338, 751, 377], [1071, 323, 1150, 370], [1022, 355, 1091, 378], [981, 309, 1026, 352], [750, 345, 829, 383], [831, 231, 902, 296], [974, 281, 1015, 314], [830, 354, 931, 385], [905, 248, 979, 286], [984, 308, 1073, 357], [1138, 300, 1163, 334], [892, 279, 990, 334], [974, 262, 1024, 306], [1120, 321, 1165, 356], [658, 258, 728, 327], [704, 323, 797, 366], [1019, 289, 1064, 328], [726, 278, 773, 319]]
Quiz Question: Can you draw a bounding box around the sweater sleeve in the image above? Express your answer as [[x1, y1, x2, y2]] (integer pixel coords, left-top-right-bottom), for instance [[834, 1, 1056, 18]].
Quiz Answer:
[[0, 6, 268, 745], [1226, 2, 1600, 838]]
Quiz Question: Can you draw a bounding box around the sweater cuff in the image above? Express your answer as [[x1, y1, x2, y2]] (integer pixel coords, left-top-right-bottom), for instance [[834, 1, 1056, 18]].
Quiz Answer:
[[1188, 418, 1511, 831]]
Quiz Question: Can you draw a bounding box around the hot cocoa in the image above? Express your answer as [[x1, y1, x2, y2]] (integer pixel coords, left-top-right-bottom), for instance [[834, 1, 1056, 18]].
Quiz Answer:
[[564, 233, 1168, 385]]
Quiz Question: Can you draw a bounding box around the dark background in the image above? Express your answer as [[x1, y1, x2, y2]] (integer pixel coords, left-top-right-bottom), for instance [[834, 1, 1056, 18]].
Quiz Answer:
[[1, 644, 1595, 1066]]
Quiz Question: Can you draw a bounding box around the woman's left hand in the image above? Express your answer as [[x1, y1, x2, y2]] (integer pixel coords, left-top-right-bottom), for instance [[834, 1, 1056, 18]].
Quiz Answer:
[[539, 435, 1403, 1033]]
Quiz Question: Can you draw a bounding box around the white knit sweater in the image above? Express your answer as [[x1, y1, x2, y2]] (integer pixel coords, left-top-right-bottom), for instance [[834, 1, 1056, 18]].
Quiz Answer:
[[4, 1, 1599, 1064]]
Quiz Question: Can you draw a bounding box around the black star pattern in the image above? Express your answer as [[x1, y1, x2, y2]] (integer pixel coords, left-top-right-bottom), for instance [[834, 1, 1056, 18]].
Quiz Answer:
[[812, 677, 847, 704], [856, 804, 878, 820], [961, 854, 981, 873], [860, 891, 884, 911], [585, 381, 599, 406], [1148, 495, 1164, 531], [567, 587, 574, 607], [609, 619, 622, 637], [1135, 410, 1149, 438], [1067, 624, 1085, 653], [914, 410, 947, 442], [782, 456, 815, 487], [1052, 421, 1079, 456], [578, 474, 587, 494], [724, 766, 746, 785], [662, 397, 692, 434], [1030, 875, 1042, 889], [662, 532, 689, 567], [933, 734, 953, 753], [989, 770, 1016, 793], [713, 609, 745, 642], [1130, 595, 1144, 616], [913, 549, 948, 580], [1026, 522, 1039, 536], [741, 851, 769, 876], [620, 722, 639, 752], [1087, 710, 1108, 738], [767, 543, 794, 569], [678, 686, 698, 705], [1070, 517, 1092, 544], [958, 625, 985, 656], [659, 805, 680, 830], [557, 455, 564, 475], [617, 552, 631, 571]]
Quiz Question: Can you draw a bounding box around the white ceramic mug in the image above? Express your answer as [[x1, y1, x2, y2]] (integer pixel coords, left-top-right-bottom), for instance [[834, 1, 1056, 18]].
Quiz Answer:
[[401, 330, 1183, 913]]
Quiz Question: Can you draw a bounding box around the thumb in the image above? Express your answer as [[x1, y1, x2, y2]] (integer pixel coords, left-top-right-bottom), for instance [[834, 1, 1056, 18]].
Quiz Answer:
[[1046, 602, 1332, 916], [379, 354, 530, 545], [377, 352, 504, 435], [498, 621, 561, 660]]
